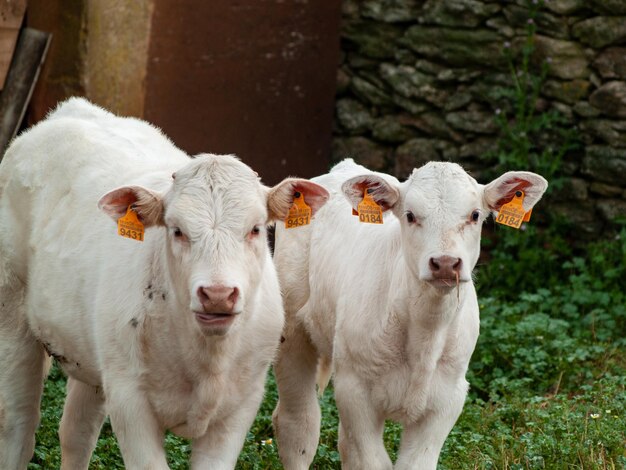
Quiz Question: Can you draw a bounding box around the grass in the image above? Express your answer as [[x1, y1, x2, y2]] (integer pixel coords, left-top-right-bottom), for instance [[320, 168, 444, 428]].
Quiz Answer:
[[29, 369, 626, 469], [28, 223, 626, 468]]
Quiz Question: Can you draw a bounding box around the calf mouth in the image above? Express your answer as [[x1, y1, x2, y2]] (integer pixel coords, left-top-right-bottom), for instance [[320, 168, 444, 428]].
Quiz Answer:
[[428, 278, 459, 289], [426, 272, 469, 290], [194, 312, 236, 327]]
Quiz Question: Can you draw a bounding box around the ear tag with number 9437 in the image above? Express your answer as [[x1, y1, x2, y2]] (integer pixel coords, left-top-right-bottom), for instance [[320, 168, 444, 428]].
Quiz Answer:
[[495, 191, 531, 229], [118, 205, 145, 241], [285, 192, 311, 229], [357, 188, 383, 224]]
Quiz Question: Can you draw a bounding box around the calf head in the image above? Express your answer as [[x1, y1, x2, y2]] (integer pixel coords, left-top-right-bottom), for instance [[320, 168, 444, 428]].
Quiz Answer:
[[99, 154, 328, 335], [342, 162, 547, 292]]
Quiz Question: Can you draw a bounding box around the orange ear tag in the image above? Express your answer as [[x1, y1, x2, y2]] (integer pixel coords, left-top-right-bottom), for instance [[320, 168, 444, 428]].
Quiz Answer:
[[285, 192, 311, 229], [118, 205, 145, 241], [357, 189, 383, 224], [523, 208, 532, 222], [495, 191, 531, 229]]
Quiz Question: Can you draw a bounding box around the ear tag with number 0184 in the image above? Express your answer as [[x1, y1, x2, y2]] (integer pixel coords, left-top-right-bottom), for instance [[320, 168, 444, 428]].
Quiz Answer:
[[285, 192, 311, 229], [495, 191, 531, 229], [357, 189, 383, 224], [118, 205, 145, 241]]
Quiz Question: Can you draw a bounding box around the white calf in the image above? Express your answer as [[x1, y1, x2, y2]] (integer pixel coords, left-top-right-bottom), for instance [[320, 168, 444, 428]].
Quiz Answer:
[[272, 158, 547, 469], [0, 97, 328, 469]]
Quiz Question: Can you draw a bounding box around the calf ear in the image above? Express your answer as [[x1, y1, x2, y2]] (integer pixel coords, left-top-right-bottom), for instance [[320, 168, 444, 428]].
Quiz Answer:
[[484, 171, 549, 213], [267, 178, 330, 220], [341, 174, 400, 213], [98, 186, 164, 227]]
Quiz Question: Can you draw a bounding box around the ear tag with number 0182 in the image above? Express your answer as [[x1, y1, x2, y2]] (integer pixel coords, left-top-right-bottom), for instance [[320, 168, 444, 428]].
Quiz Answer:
[[357, 189, 383, 224], [495, 191, 531, 229], [118, 205, 145, 241], [285, 192, 311, 229]]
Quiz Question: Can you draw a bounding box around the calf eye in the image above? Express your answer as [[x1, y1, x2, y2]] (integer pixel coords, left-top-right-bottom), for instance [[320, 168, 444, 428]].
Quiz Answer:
[[406, 212, 415, 224], [471, 210, 480, 222], [250, 225, 262, 237], [172, 227, 188, 242]]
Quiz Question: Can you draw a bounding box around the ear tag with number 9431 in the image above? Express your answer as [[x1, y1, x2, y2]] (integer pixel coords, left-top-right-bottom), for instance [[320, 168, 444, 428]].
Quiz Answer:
[[357, 188, 383, 224], [118, 205, 145, 241], [495, 191, 531, 229], [285, 192, 311, 229]]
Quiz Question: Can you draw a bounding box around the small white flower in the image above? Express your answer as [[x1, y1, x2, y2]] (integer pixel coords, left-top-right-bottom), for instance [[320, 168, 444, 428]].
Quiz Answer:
[[590, 413, 600, 419]]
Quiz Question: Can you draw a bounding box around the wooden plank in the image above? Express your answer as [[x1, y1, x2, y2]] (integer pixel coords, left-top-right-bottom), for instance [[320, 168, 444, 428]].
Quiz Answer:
[[0, 27, 51, 159], [0, 0, 27, 88]]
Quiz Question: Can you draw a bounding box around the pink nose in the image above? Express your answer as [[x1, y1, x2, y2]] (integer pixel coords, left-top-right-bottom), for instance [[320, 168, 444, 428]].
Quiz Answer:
[[429, 256, 462, 280], [197, 285, 239, 313]]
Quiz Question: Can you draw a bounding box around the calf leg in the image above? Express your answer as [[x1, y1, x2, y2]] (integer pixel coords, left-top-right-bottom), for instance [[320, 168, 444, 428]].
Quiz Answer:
[[59, 378, 106, 470], [334, 371, 391, 470], [191, 379, 266, 469], [104, 380, 169, 470], [272, 324, 320, 470], [0, 305, 48, 470], [394, 390, 465, 470]]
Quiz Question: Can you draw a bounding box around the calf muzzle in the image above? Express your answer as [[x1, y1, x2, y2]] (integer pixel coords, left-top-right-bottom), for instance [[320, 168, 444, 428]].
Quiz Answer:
[[197, 285, 239, 314], [428, 256, 462, 287]]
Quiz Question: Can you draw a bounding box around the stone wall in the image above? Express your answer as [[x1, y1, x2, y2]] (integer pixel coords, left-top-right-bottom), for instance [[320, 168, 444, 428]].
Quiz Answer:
[[333, 0, 626, 235]]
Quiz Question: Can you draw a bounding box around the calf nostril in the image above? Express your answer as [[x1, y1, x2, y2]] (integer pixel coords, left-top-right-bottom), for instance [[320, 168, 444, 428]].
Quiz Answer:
[[228, 287, 239, 306], [453, 258, 462, 272], [429, 258, 440, 272], [197, 286, 210, 303]]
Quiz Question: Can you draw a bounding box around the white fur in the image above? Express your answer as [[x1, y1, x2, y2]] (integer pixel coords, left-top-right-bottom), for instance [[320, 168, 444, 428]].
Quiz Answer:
[[272, 158, 547, 469], [0, 98, 327, 469]]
